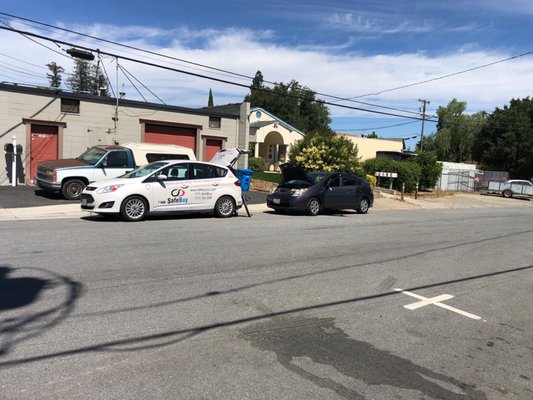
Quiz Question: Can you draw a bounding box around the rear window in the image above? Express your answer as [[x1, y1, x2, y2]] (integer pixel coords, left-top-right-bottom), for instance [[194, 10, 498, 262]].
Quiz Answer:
[[146, 153, 190, 162]]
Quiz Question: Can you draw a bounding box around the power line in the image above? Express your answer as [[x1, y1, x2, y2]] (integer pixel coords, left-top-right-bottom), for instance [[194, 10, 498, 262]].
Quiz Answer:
[[335, 120, 421, 132], [0, 11, 428, 117], [118, 63, 166, 104], [0, 24, 429, 121], [349, 52, 533, 99]]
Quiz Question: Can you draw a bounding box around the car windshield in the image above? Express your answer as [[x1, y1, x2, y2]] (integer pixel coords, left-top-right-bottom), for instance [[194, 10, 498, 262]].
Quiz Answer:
[[120, 162, 168, 179], [307, 172, 330, 185], [77, 147, 108, 165]]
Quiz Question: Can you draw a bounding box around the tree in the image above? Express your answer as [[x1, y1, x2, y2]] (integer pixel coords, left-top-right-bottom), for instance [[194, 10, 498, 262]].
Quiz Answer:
[[413, 151, 442, 190], [422, 99, 484, 163], [288, 131, 361, 173], [66, 59, 108, 95], [473, 97, 533, 179], [208, 88, 214, 107], [244, 70, 331, 134], [46, 62, 64, 88]]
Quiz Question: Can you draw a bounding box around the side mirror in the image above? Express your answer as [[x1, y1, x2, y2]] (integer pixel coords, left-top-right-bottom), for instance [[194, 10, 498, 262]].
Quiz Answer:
[[157, 174, 167, 181]]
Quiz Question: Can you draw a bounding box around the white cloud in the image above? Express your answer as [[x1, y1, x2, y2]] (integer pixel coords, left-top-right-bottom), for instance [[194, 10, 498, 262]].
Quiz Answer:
[[1, 22, 531, 127]]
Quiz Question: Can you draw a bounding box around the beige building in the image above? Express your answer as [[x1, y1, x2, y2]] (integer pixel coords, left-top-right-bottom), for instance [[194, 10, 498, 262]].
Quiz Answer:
[[1, 83, 249, 186], [339, 133, 405, 161], [248, 108, 305, 171]]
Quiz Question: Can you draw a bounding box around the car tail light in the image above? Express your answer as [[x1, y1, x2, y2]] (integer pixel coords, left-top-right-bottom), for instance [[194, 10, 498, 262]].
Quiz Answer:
[[234, 180, 241, 187]]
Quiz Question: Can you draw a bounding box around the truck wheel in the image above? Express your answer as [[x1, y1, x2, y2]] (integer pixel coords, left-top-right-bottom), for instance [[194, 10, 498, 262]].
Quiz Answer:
[[61, 179, 85, 200], [214, 196, 235, 218], [503, 190, 513, 198], [120, 196, 148, 222]]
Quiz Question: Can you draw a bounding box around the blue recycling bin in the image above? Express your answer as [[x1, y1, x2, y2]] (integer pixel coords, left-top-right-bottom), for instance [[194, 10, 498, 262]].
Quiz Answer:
[[235, 168, 253, 191]]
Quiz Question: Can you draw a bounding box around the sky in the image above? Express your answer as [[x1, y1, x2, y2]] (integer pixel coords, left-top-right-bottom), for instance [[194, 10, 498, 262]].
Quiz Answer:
[[1, 0, 532, 149]]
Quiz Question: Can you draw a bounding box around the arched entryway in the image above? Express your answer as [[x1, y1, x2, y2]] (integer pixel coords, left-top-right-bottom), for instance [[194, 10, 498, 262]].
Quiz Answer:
[[258, 131, 287, 171]]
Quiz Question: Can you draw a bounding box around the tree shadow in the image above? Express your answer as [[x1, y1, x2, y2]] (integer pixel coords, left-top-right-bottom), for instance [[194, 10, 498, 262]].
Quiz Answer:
[[0, 265, 83, 357]]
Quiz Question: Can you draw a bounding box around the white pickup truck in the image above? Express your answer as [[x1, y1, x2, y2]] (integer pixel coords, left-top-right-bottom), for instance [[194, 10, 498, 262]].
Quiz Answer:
[[487, 180, 533, 199], [36, 142, 196, 200]]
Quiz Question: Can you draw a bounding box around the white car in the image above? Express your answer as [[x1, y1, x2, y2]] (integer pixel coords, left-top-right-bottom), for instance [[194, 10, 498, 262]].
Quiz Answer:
[[80, 149, 246, 221]]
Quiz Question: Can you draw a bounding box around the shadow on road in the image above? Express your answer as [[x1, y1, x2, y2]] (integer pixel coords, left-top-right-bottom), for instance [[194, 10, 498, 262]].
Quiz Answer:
[[0, 265, 83, 357]]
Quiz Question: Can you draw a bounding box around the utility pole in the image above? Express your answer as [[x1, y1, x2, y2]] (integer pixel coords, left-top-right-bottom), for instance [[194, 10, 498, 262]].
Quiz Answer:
[[418, 99, 430, 151]]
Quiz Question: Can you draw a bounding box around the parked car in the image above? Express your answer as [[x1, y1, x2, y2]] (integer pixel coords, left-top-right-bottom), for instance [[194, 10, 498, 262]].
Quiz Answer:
[[80, 148, 247, 221], [37, 142, 196, 200], [266, 165, 373, 216]]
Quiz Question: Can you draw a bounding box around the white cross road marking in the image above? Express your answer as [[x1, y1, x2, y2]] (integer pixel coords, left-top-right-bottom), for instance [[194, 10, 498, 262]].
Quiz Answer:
[[394, 288, 482, 320]]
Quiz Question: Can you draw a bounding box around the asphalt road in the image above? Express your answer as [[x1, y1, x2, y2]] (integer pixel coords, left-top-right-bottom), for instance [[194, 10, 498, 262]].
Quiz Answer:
[[0, 207, 532, 399], [0, 185, 267, 208]]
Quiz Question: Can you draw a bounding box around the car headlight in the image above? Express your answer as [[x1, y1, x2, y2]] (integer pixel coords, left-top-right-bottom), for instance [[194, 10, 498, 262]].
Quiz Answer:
[[290, 188, 308, 197], [96, 184, 124, 194], [269, 187, 278, 194]]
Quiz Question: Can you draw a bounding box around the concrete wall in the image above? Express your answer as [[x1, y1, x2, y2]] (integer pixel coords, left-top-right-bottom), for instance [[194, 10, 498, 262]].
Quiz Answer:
[[339, 134, 404, 161], [0, 85, 243, 185]]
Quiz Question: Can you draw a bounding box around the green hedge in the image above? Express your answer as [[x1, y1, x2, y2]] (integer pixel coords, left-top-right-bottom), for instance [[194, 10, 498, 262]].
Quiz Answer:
[[248, 157, 266, 172], [363, 158, 421, 192]]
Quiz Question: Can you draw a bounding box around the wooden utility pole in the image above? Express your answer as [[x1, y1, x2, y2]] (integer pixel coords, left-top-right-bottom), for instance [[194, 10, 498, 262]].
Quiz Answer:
[[418, 99, 430, 151]]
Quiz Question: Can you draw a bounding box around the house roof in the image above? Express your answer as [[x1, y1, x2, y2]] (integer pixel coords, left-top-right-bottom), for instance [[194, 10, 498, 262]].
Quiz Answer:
[[0, 82, 240, 120], [250, 107, 305, 137]]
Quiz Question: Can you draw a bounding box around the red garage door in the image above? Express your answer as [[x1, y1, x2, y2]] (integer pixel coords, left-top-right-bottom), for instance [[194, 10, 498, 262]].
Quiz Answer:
[[144, 124, 197, 152], [205, 138, 223, 162], [30, 125, 58, 179]]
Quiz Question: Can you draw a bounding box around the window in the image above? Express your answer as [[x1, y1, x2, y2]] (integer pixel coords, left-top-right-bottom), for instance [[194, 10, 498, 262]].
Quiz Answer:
[[163, 164, 189, 181], [209, 116, 221, 129], [61, 98, 80, 114], [191, 163, 227, 179], [342, 176, 360, 186], [104, 151, 129, 168], [146, 153, 190, 163], [328, 176, 341, 187]]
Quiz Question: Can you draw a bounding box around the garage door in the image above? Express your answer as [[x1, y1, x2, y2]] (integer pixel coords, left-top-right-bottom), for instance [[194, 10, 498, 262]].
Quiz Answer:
[[205, 138, 223, 162], [144, 124, 197, 152], [30, 125, 58, 179]]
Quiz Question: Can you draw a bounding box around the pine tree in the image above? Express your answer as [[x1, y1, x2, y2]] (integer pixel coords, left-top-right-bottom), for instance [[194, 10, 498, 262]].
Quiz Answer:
[[208, 88, 214, 107], [46, 62, 65, 88]]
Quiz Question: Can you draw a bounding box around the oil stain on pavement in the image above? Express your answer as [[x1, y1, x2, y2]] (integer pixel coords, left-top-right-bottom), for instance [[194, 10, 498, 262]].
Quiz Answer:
[[240, 316, 487, 400]]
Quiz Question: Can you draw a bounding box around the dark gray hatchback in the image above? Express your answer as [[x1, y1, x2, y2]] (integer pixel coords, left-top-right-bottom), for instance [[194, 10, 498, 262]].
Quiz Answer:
[[266, 165, 374, 216]]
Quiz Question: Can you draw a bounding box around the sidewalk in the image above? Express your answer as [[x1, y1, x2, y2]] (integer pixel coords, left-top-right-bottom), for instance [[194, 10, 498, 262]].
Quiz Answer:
[[0, 191, 529, 221], [0, 202, 272, 221]]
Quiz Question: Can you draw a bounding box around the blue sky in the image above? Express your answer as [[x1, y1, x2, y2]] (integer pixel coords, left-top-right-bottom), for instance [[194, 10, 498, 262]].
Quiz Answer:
[[1, 0, 532, 148]]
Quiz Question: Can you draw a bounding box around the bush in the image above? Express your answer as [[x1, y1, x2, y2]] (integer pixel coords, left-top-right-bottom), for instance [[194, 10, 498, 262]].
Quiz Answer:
[[365, 174, 377, 187], [414, 151, 442, 190], [288, 131, 361, 173], [363, 157, 421, 192], [248, 156, 266, 172]]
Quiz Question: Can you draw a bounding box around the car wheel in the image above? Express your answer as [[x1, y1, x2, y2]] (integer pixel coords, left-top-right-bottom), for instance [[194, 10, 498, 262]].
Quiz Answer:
[[356, 197, 370, 214], [61, 179, 85, 200], [306, 198, 321, 216], [503, 190, 513, 198], [120, 196, 148, 222], [214, 196, 235, 218]]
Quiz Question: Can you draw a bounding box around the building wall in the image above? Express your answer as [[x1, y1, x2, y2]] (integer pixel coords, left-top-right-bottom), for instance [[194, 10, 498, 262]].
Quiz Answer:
[[0, 86, 242, 185], [339, 134, 404, 161]]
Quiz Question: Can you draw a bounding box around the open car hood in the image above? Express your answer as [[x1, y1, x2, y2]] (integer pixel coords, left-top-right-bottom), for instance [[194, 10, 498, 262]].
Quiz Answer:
[[209, 148, 251, 167], [280, 164, 310, 184]]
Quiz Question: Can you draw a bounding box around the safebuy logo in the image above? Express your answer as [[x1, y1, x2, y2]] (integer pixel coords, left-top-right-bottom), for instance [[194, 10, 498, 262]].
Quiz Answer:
[[168, 188, 188, 204]]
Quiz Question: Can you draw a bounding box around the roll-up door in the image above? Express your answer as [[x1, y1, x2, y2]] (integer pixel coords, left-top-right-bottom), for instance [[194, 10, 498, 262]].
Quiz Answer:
[[205, 138, 223, 161], [144, 123, 197, 152]]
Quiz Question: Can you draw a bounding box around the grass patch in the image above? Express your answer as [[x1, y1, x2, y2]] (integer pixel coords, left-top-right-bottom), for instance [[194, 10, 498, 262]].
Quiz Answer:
[[252, 171, 282, 184]]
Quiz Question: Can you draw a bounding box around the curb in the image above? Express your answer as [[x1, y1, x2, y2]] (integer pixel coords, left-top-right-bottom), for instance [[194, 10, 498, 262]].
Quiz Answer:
[[0, 203, 271, 221]]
